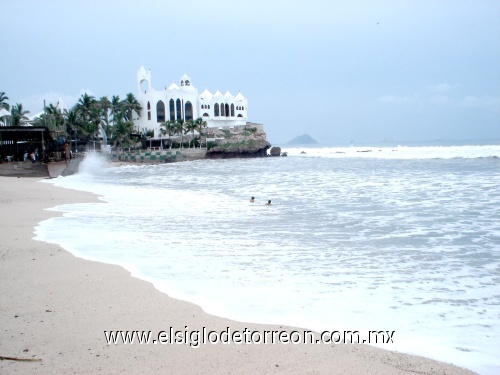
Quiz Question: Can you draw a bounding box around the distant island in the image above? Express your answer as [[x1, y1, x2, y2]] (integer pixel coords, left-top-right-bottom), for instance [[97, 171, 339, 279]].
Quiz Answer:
[[287, 134, 318, 145]]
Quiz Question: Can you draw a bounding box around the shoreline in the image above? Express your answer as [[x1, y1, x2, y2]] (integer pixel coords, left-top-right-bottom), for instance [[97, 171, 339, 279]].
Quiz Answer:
[[0, 176, 477, 374]]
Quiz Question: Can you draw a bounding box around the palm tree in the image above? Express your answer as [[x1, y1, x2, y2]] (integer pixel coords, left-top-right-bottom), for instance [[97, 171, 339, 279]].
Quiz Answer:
[[10, 103, 30, 126], [45, 103, 65, 134], [110, 95, 121, 126], [184, 119, 198, 148], [0, 92, 10, 111], [194, 117, 208, 147], [121, 93, 142, 130], [0, 92, 10, 125], [175, 118, 185, 148], [163, 120, 176, 149], [64, 108, 80, 152], [159, 120, 176, 149], [89, 105, 105, 148], [99, 96, 111, 129], [76, 93, 97, 126], [158, 123, 167, 149], [112, 117, 134, 148], [82, 121, 99, 149]]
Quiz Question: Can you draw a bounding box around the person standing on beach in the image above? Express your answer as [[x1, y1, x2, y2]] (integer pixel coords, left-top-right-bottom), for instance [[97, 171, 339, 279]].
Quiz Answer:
[[64, 142, 70, 162], [250, 196, 255, 203]]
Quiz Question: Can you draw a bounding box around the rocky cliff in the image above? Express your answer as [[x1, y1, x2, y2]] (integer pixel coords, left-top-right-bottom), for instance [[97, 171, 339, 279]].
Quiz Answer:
[[204, 124, 271, 159]]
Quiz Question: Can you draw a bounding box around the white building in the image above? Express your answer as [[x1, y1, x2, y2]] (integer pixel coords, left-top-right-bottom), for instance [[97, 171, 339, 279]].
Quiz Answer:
[[134, 66, 248, 137]]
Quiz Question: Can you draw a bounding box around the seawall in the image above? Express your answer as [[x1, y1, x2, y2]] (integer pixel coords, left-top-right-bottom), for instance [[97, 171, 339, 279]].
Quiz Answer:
[[110, 148, 207, 163]]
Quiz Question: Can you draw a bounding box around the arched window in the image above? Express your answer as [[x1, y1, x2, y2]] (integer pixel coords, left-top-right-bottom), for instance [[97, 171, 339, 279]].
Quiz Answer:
[[230, 103, 235, 117], [221, 103, 225, 116], [242, 106, 244, 110], [185, 101, 193, 121], [214, 103, 219, 117], [176, 99, 182, 120], [169, 99, 175, 121], [147, 101, 151, 121], [237, 114, 243, 117], [225, 103, 230, 117], [185, 80, 190, 86], [140, 79, 149, 93], [208, 105, 210, 109], [156, 100, 165, 123], [203, 113, 209, 117]]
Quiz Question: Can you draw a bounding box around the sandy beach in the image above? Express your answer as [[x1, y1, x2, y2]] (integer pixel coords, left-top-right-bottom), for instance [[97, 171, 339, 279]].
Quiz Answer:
[[0, 176, 476, 374]]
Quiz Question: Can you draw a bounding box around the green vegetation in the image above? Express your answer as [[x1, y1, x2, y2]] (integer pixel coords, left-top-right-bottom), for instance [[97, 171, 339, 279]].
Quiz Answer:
[[221, 129, 233, 138], [0, 90, 143, 148], [0, 89, 242, 154], [9, 103, 30, 127], [215, 139, 260, 152], [241, 127, 257, 136], [0, 92, 10, 112], [156, 117, 207, 149]]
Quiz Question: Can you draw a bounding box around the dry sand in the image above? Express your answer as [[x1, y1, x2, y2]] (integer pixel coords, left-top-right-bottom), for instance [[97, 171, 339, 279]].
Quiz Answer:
[[0, 176, 476, 374]]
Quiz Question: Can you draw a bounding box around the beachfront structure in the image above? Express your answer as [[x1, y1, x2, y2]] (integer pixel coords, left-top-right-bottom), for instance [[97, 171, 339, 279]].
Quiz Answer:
[[134, 66, 248, 137]]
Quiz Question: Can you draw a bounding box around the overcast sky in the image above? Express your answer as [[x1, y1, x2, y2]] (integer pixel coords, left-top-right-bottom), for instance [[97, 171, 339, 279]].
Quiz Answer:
[[1, 0, 499, 144]]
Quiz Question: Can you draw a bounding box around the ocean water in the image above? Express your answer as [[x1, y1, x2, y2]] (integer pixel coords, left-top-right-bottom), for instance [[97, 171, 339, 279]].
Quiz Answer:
[[35, 141, 500, 374]]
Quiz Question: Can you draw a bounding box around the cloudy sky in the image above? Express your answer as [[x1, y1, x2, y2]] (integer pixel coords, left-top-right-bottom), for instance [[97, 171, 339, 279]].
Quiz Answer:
[[1, 0, 499, 144]]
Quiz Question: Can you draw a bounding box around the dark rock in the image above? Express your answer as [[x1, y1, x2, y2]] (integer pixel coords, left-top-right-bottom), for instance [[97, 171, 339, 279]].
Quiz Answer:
[[205, 124, 271, 159], [270, 147, 281, 157]]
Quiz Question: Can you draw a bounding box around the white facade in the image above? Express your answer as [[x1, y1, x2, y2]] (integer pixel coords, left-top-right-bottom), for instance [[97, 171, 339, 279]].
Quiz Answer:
[[134, 66, 248, 137]]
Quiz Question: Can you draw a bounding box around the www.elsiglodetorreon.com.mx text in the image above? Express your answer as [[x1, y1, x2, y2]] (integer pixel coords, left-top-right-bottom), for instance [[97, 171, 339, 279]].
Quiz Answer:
[[104, 327, 395, 347]]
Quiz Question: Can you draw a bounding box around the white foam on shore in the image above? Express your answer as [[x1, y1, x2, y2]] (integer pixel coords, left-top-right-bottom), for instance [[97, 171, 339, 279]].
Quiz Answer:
[[282, 143, 500, 159]]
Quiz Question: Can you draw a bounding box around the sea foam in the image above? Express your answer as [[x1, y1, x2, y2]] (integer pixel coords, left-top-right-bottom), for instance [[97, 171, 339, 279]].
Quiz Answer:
[[36, 143, 500, 375]]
